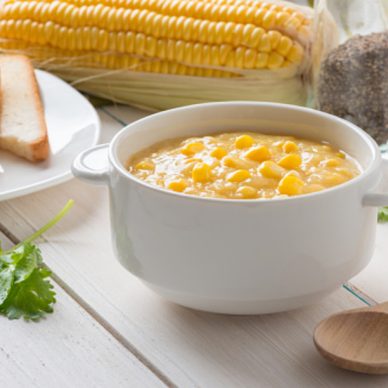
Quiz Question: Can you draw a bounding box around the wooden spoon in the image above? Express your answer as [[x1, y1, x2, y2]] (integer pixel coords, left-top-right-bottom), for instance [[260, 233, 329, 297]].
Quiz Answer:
[[314, 302, 388, 374]]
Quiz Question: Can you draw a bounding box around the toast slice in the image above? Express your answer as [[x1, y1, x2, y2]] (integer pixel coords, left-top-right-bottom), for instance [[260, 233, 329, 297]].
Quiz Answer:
[[0, 55, 49, 162]]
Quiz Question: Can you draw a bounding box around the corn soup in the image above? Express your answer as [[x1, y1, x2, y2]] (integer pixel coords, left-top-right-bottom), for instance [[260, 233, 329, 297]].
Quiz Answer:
[[127, 132, 360, 199]]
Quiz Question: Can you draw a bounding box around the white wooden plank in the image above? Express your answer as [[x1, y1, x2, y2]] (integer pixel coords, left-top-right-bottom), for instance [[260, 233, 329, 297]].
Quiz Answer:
[[103, 104, 149, 126], [0, 232, 165, 388], [1, 107, 388, 386], [350, 223, 388, 303], [98, 108, 125, 142]]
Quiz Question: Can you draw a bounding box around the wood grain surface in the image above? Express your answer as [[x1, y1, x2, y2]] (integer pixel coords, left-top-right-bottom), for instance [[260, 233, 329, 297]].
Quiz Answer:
[[0, 231, 165, 388]]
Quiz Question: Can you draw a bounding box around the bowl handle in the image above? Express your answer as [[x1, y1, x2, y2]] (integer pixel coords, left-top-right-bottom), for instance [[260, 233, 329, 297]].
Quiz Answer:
[[363, 193, 388, 207], [363, 158, 388, 207], [72, 144, 109, 185]]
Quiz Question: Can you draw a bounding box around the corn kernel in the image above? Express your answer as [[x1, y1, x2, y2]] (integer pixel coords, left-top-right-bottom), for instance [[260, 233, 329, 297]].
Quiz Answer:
[[321, 158, 340, 168], [227, 169, 251, 182], [287, 44, 304, 63], [262, 10, 276, 29], [285, 15, 302, 30], [168, 179, 187, 192], [222, 155, 238, 168], [259, 160, 284, 179], [244, 145, 271, 162], [337, 168, 354, 178], [255, 52, 268, 68], [276, 36, 293, 56], [268, 30, 282, 49], [237, 186, 257, 199], [336, 151, 346, 159], [135, 161, 154, 170], [181, 141, 205, 156], [278, 154, 302, 169], [267, 52, 284, 69], [322, 173, 347, 186], [282, 141, 299, 153], [258, 33, 271, 52], [192, 162, 211, 182], [210, 146, 228, 159], [235, 135, 254, 149], [302, 184, 324, 194], [278, 174, 305, 195]]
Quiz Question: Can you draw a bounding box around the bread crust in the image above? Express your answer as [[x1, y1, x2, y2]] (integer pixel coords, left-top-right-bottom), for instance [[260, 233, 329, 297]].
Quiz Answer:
[[19, 55, 49, 162], [0, 55, 49, 162]]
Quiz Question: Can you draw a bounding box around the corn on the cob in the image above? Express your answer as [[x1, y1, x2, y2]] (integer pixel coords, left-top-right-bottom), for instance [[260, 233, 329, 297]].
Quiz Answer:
[[0, 0, 320, 110], [1, 0, 311, 43], [0, 0, 309, 71]]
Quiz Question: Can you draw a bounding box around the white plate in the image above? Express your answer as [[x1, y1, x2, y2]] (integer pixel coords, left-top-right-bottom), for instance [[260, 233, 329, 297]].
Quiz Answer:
[[0, 70, 100, 201]]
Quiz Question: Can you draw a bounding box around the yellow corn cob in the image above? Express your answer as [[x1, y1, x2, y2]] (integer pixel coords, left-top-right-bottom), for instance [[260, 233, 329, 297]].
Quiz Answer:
[[0, 0, 309, 72]]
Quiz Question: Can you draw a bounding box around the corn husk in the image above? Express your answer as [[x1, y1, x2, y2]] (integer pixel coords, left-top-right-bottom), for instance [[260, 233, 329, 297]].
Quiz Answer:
[[41, 64, 307, 112]]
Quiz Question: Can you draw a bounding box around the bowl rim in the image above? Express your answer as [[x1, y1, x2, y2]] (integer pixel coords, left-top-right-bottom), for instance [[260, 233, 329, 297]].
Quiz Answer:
[[108, 101, 381, 204]]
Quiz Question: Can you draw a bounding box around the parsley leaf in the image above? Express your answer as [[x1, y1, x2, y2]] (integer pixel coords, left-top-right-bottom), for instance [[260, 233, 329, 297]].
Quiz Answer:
[[0, 267, 13, 305], [0, 200, 74, 321], [0, 255, 55, 321], [378, 207, 388, 223], [14, 244, 39, 284]]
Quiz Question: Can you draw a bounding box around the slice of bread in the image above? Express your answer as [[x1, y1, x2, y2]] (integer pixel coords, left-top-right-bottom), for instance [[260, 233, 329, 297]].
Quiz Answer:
[[0, 55, 49, 162]]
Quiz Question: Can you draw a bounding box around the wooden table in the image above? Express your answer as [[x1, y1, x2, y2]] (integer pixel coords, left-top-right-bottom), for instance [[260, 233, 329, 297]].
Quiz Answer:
[[1, 105, 388, 388]]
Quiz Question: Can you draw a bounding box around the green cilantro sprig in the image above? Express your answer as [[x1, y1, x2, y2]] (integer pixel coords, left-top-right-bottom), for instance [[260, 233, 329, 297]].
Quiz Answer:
[[0, 200, 74, 321], [378, 207, 388, 223]]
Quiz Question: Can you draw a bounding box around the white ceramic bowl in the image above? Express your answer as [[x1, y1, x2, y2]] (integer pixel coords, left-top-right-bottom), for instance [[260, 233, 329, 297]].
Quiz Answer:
[[72, 102, 388, 314]]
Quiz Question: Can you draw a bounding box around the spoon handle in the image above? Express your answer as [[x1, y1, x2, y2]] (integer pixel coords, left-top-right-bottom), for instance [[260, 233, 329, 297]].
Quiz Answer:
[[370, 301, 388, 313]]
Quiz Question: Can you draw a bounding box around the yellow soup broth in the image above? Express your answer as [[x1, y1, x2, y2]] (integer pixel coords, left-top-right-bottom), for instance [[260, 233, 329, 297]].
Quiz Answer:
[[127, 132, 360, 199]]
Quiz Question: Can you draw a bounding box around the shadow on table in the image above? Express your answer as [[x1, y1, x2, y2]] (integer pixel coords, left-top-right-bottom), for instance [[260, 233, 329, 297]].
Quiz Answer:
[[158, 296, 388, 388]]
